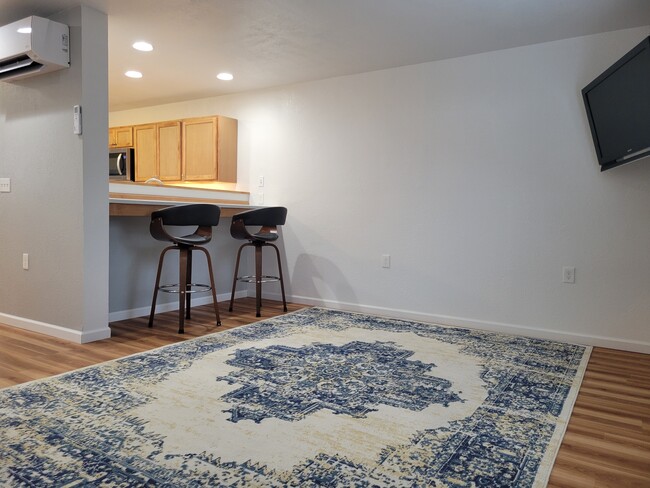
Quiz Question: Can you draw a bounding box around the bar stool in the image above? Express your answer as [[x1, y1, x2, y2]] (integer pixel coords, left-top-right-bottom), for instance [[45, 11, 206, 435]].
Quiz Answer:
[[148, 204, 221, 333], [229, 207, 288, 317]]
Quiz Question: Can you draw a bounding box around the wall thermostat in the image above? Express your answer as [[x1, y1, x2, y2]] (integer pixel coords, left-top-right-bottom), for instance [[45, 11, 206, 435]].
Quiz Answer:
[[73, 105, 82, 135]]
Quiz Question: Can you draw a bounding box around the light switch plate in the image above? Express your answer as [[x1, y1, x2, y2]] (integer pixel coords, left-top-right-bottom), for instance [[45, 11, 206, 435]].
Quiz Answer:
[[0, 178, 10, 193]]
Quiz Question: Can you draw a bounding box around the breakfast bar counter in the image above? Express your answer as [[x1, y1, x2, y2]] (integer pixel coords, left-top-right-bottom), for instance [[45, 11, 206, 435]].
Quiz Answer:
[[109, 181, 254, 217]]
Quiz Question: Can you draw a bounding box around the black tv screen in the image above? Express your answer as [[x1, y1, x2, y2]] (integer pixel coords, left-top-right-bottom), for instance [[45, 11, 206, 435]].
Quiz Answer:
[[582, 36, 650, 171]]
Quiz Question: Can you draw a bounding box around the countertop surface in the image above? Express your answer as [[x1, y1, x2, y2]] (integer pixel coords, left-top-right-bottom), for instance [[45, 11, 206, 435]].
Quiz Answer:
[[109, 181, 254, 216], [109, 181, 249, 202]]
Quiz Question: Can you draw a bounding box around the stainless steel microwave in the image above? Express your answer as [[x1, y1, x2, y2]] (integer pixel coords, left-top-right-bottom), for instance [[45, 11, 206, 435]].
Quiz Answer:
[[109, 148, 134, 180]]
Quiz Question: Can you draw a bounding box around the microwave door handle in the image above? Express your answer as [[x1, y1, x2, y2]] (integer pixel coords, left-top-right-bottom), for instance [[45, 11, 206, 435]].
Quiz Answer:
[[116, 153, 123, 175]]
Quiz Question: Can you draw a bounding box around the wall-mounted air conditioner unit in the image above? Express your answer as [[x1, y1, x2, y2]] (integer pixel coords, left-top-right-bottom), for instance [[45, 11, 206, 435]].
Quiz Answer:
[[0, 16, 70, 82]]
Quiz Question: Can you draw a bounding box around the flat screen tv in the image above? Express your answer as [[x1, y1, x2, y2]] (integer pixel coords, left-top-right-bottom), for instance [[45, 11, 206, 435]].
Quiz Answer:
[[582, 36, 650, 171]]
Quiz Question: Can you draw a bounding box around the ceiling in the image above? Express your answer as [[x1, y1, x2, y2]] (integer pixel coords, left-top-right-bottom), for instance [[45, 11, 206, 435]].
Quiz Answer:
[[1, 0, 649, 111]]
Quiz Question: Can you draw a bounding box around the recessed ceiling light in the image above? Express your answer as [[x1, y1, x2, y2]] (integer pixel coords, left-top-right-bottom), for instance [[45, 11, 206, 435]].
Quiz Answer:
[[216, 72, 234, 81], [17, 27, 32, 34], [132, 41, 153, 52], [125, 70, 143, 79]]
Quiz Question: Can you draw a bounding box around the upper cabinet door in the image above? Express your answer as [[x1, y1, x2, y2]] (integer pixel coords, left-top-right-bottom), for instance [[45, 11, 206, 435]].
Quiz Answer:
[[183, 117, 217, 180], [133, 124, 157, 182], [217, 116, 237, 183], [108, 126, 133, 147], [115, 126, 133, 147], [108, 127, 117, 147], [158, 121, 182, 181]]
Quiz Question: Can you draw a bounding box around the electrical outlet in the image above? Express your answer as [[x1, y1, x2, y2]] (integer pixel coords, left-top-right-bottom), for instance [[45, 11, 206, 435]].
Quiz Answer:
[[381, 254, 391, 268], [0, 178, 10, 193], [562, 266, 575, 283], [258, 175, 265, 187], [22, 253, 29, 270]]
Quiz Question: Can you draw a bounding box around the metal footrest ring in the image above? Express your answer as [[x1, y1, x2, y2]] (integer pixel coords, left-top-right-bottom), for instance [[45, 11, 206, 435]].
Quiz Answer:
[[159, 283, 212, 294], [236, 275, 280, 284]]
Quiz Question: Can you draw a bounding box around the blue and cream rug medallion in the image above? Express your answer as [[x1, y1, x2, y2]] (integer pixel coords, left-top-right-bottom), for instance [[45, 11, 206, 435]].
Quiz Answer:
[[0, 308, 590, 487]]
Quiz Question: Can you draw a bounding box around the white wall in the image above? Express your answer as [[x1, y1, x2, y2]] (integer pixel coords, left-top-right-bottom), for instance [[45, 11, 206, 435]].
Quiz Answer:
[[111, 26, 650, 352], [0, 6, 109, 342]]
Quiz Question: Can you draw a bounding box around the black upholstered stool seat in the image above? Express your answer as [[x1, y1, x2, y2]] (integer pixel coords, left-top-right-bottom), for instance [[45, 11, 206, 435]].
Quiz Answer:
[[170, 234, 211, 246], [229, 207, 288, 317], [148, 204, 221, 333], [249, 231, 279, 242]]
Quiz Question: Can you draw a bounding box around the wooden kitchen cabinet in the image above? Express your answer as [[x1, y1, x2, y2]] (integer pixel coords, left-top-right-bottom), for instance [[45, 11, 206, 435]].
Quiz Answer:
[[182, 117, 218, 180], [217, 116, 238, 183], [158, 121, 182, 181], [130, 114, 237, 183], [182, 116, 237, 182], [133, 124, 157, 182], [108, 126, 133, 147], [133, 122, 182, 182]]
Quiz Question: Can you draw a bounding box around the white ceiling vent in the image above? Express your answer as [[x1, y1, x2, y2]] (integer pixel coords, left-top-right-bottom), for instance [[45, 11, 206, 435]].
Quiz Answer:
[[0, 16, 69, 82]]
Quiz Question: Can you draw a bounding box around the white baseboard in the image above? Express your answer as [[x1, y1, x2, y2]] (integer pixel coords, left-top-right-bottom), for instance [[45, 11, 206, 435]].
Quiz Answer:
[[0, 312, 111, 344], [268, 292, 650, 354], [108, 290, 249, 322], [79, 327, 112, 343], [6, 291, 649, 354], [0, 292, 248, 343]]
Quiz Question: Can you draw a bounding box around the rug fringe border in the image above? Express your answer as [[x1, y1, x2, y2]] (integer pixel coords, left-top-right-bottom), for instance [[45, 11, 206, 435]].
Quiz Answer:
[[532, 344, 592, 487]]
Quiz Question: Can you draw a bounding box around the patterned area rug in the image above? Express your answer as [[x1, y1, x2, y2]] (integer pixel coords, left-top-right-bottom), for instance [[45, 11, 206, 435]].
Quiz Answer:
[[1, 308, 590, 487]]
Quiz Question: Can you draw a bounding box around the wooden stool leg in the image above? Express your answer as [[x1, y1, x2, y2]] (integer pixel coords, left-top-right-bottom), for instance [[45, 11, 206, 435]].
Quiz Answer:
[[270, 243, 288, 312], [229, 244, 248, 312], [255, 244, 263, 317], [178, 247, 188, 334], [199, 247, 221, 326], [185, 249, 193, 320], [149, 246, 173, 328]]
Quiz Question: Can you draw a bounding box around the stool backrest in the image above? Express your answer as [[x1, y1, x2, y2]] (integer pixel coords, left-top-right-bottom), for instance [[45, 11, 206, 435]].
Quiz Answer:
[[152, 204, 221, 227], [234, 206, 287, 226]]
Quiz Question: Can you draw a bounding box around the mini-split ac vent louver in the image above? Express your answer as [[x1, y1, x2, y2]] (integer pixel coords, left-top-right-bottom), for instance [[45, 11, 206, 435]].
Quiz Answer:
[[0, 16, 69, 82]]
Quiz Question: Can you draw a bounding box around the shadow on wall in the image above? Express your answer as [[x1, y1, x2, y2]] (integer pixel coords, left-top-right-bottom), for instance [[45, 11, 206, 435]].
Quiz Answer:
[[291, 253, 358, 307]]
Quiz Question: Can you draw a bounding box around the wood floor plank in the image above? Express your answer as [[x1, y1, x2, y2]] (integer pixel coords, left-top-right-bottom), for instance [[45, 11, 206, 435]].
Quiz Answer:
[[1, 302, 649, 486], [547, 346, 650, 487]]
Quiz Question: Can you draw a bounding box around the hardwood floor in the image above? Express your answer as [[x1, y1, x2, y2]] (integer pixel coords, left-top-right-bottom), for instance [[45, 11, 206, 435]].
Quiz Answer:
[[547, 347, 650, 488], [0, 298, 305, 388], [1, 299, 648, 486]]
